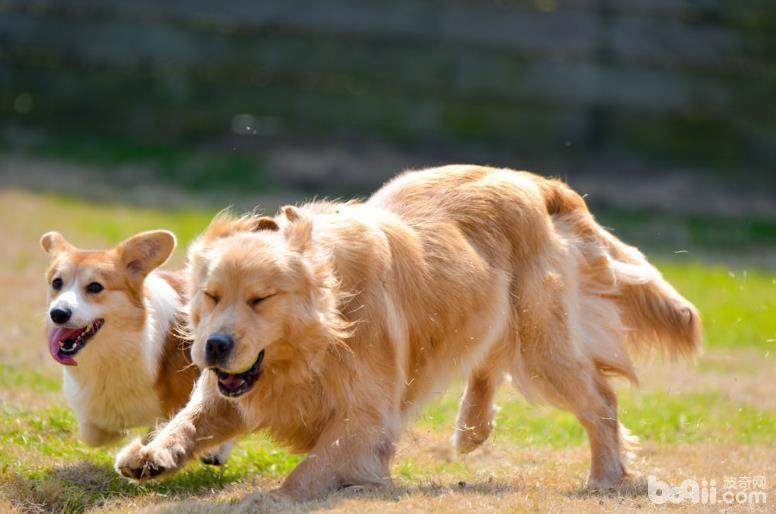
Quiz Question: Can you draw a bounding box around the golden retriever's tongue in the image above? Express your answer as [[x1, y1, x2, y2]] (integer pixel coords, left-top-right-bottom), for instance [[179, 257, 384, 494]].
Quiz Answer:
[[48, 327, 81, 366], [221, 374, 245, 390]]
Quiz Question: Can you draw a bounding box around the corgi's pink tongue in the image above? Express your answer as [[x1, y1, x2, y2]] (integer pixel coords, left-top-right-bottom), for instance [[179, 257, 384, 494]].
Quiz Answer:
[[48, 327, 80, 366]]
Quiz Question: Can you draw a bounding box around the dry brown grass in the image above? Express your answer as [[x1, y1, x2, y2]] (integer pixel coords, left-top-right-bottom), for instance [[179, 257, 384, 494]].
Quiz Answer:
[[82, 438, 774, 513]]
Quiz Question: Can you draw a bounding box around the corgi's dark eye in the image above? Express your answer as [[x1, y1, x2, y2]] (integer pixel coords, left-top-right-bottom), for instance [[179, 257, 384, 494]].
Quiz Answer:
[[204, 291, 220, 304], [86, 282, 104, 294], [52, 278, 63, 291]]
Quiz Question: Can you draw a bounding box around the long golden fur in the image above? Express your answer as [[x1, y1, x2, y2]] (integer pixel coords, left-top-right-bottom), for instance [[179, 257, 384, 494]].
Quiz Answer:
[[115, 165, 701, 499]]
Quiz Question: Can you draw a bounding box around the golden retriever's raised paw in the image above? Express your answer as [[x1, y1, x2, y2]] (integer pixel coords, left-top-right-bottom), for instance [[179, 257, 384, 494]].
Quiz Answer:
[[114, 437, 181, 481]]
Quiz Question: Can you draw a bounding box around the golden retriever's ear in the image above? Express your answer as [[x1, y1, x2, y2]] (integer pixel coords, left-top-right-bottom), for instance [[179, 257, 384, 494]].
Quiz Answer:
[[282, 205, 300, 222], [253, 216, 279, 232], [118, 230, 177, 281], [40, 231, 73, 256], [282, 206, 312, 252]]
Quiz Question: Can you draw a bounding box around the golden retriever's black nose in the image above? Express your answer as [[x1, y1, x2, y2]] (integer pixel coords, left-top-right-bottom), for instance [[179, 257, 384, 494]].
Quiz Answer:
[[50, 308, 71, 325], [206, 332, 234, 365]]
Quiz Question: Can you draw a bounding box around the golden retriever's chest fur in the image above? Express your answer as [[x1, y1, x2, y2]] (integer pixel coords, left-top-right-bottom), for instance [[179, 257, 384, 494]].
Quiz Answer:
[[238, 375, 330, 452]]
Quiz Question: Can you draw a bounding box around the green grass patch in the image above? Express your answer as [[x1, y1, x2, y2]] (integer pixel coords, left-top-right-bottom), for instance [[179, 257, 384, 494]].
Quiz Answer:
[[40, 194, 217, 248], [0, 366, 60, 393], [417, 386, 776, 448], [3, 384, 773, 511], [661, 263, 776, 349], [0, 403, 300, 513], [622, 391, 775, 445]]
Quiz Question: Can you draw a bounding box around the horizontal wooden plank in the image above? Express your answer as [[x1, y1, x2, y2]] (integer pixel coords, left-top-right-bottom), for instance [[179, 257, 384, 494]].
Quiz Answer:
[[3, 0, 768, 69], [4, 58, 773, 175], [12, 0, 774, 18], [611, 15, 738, 68], [0, 25, 737, 115]]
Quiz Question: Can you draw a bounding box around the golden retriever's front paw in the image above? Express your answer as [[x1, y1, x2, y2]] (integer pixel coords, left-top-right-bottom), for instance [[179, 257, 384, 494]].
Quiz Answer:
[[114, 437, 180, 481]]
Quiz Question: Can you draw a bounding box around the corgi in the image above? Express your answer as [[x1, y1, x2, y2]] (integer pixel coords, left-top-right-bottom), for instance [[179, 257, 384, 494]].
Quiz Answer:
[[115, 166, 701, 499], [41, 230, 234, 464]]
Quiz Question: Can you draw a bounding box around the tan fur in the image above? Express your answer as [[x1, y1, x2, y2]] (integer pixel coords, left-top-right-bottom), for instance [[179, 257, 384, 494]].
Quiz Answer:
[[115, 165, 701, 498], [151, 316, 199, 417], [41, 232, 232, 464]]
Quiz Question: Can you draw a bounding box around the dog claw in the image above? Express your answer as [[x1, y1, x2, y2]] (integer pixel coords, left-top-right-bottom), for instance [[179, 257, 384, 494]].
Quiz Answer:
[[143, 462, 166, 478], [119, 466, 142, 480], [119, 462, 166, 481], [200, 455, 224, 466]]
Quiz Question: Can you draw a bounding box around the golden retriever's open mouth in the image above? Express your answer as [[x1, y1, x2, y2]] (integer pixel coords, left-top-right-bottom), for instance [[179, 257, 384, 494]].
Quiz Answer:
[[213, 349, 265, 398], [48, 319, 105, 366]]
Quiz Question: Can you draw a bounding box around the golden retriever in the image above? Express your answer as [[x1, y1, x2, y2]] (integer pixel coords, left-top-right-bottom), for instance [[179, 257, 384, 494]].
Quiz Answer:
[[115, 165, 701, 500]]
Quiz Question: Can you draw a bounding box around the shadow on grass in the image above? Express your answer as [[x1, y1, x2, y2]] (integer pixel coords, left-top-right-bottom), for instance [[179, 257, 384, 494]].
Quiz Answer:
[[3, 460, 243, 513], [4, 463, 652, 513], [567, 475, 649, 499], [148, 479, 523, 513]]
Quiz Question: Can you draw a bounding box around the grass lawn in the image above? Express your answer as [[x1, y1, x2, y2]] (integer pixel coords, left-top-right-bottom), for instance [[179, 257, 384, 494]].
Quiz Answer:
[[0, 189, 774, 513]]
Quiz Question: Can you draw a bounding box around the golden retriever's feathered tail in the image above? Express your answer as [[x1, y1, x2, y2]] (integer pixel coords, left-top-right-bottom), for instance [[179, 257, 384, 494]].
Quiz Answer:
[[541, 178, 702, 364]]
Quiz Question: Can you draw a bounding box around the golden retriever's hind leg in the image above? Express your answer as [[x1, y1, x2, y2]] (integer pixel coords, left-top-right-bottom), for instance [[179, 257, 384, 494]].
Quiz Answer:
[[577, 373, 628, 490], [453, 360, 507, 455], [518, 343, 627, 489]]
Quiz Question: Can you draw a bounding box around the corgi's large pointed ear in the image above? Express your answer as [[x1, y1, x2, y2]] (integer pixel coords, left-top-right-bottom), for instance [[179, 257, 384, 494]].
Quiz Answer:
[[40, 231, 73, 256], [118, 230, 177, 280], [282, 206, 312, 252]]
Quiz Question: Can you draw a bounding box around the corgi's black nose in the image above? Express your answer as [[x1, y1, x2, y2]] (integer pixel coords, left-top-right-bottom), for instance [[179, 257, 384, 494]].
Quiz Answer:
[[50, 308, 72, 325], [206, 332, 234, 365]]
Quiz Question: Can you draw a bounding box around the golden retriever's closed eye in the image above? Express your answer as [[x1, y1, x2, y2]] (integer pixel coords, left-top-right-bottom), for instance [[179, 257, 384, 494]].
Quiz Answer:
[[116, 165, 701, 500]]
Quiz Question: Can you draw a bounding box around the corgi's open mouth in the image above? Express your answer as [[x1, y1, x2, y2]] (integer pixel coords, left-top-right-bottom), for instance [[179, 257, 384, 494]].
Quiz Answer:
[[48, 320, 104, 366], [212, 350, 265, 398]]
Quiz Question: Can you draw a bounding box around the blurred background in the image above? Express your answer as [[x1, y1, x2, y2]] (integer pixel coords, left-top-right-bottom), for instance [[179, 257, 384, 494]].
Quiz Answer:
[[1, 0, 776, 262]]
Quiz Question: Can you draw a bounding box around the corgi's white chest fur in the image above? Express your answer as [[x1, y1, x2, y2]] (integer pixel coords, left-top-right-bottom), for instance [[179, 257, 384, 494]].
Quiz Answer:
[[62, 273, 181, 432]]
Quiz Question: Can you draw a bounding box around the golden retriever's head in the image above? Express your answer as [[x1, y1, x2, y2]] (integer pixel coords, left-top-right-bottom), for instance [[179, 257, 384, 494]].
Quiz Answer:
[[187, 207, 349, 398]]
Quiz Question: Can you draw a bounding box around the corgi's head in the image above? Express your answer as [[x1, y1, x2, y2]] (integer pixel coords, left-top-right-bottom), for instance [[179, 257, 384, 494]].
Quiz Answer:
[[40, 230, 176, 366], [186, 208, 349, 398]]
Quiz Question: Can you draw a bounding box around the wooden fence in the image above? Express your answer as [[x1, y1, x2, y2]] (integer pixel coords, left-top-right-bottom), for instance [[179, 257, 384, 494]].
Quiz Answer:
[[1, 0, 774, 177]]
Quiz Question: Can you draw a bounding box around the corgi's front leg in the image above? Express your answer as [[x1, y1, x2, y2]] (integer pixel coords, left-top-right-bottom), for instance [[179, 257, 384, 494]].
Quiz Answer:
[[200, 438, 235, 466], [79, 419, 123, 447], [115, 374, 244, 481]]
